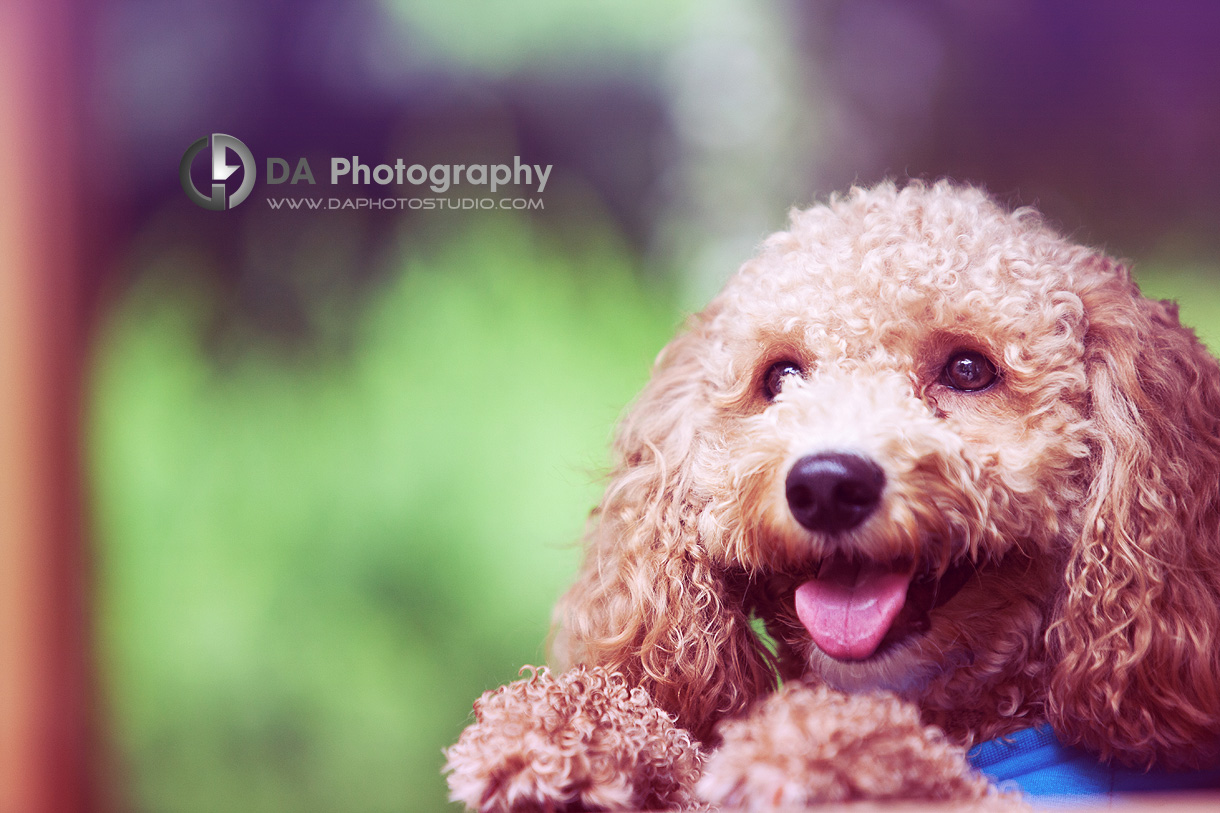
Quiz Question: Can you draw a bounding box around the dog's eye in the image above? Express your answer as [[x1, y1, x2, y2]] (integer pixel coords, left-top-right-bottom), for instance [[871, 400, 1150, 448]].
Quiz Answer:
[[940, 350, 998, 392], [763, 360, 803, 399]]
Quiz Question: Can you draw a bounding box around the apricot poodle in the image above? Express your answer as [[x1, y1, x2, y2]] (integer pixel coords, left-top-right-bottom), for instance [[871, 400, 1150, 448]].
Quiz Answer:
[[446, 181, 1220, 810]]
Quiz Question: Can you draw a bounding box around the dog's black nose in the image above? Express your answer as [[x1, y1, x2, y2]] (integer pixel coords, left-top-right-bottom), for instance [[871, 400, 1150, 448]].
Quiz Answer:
[[785, 452, 885, 534]]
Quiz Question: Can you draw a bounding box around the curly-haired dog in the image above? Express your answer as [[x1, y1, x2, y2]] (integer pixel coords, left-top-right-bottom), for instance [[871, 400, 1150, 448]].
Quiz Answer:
[[446, 181, 1220, 809]]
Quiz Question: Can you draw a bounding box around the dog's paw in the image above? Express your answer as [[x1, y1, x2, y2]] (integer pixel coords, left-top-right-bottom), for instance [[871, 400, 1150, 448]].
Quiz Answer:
[[444, 665, 705, 812], [697, 684, 1024, 811]]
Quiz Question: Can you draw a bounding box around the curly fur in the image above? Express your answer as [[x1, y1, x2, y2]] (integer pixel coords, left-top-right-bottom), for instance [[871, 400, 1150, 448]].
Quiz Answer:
[[445, 666, 705, 812], [451, 180, 1220, 810], [697, 684, 1016, 809], [1046, 273, 1220, 768]]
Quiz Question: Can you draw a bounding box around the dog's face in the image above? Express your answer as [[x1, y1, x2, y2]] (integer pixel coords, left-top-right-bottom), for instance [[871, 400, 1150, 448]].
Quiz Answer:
[[556, 181, 1220, 762], [686, 185, 1094, 705]]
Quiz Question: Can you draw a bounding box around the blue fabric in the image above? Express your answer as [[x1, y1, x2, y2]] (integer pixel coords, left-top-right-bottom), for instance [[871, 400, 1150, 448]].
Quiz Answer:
[[967, 725, 1220, 802]]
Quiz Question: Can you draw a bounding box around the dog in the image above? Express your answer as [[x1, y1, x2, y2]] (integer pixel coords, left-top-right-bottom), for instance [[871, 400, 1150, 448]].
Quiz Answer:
[[446, 181, 1220, 810]]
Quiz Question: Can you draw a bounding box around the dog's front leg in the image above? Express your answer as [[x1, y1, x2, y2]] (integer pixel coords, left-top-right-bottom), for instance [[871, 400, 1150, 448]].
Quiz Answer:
[[696, 684, 1025, 811], [445, 665, 706, 812]]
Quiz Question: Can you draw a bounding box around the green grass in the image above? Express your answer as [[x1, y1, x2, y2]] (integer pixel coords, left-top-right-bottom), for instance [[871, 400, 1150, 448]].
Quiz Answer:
[[91, 217, 681, 813]]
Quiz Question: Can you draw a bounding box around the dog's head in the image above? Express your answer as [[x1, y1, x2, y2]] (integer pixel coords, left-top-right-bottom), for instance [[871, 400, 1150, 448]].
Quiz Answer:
[[553, 181, 1220, 766]]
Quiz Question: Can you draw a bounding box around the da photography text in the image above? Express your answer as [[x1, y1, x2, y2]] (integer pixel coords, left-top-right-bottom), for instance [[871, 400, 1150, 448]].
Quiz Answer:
[[181, 133, 552, 211]]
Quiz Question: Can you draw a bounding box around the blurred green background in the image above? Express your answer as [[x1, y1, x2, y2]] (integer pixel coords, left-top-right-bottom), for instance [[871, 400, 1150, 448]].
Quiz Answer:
[[92, 218, 680, 812], [84, 1, 1220, 811]]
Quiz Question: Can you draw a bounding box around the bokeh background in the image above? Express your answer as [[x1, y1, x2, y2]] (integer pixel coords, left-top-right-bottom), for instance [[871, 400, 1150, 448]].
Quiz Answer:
[[5, 1, 1220, 812]]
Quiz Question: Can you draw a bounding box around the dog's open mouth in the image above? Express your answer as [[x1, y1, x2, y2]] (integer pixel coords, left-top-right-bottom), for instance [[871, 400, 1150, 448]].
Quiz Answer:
[[793, 553, 976, 661]]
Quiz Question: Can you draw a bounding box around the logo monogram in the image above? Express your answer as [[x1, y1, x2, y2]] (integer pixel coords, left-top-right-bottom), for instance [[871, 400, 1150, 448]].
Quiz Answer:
[[180, 134, 255, 210]]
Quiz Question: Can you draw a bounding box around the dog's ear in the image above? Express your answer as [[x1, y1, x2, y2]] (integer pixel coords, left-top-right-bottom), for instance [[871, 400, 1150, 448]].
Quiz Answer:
[[1047, 260, 1220, 768], [551, 317, 776, 743]]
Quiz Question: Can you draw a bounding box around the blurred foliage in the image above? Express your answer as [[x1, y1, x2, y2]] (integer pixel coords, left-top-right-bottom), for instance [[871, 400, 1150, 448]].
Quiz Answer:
[[385, 0, 694, 73], [1136, 261, 1220, 352], [91, 217, 681, 813]]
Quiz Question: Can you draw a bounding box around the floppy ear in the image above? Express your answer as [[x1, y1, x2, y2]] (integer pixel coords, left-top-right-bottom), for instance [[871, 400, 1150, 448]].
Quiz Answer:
[[551, 317, 776, 743], [1047, 261, 1220, 769]]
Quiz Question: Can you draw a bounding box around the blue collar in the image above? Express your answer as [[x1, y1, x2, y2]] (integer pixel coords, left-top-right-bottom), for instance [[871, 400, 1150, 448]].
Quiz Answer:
[[968, 725, 1220, 799]]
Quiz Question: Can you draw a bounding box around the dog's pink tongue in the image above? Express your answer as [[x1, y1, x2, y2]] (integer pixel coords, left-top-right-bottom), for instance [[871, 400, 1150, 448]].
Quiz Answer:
[[795, 559, 913, 661]]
